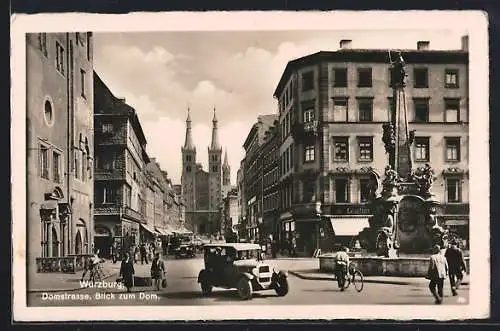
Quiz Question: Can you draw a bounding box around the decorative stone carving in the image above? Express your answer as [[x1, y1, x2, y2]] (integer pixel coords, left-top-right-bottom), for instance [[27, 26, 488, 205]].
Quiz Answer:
[[410, 163, 436, 198]]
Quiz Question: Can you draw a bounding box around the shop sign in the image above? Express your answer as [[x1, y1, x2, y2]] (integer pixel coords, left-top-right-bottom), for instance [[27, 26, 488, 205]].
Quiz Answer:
[[326, 204, 371, 216]]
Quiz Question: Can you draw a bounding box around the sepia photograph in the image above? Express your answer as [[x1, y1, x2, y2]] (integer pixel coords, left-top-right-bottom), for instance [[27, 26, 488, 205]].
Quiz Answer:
[[11, 11, 489, 321]]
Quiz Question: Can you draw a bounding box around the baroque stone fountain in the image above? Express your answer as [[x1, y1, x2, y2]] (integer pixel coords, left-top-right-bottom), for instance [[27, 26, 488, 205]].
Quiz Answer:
[[358, 52, 446, 257]]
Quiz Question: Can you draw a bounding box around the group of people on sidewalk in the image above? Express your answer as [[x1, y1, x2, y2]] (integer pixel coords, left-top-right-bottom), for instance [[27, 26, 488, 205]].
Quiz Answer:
[[427, 240, 467, 304], [117, 252, 167, 292]]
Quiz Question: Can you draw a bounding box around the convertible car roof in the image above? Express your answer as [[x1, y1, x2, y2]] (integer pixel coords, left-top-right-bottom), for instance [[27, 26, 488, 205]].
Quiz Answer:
[[203, 243, 261, 251]]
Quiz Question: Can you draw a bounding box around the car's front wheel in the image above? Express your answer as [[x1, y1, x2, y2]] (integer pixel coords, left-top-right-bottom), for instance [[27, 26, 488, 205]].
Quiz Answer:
[[237, 277, 253, 300], [200, 277, 213, 296], [275, 276, 289, 297]]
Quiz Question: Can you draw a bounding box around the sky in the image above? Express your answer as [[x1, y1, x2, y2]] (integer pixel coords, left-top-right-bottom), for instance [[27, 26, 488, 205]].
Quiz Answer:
[[93, 29, 468, 185]]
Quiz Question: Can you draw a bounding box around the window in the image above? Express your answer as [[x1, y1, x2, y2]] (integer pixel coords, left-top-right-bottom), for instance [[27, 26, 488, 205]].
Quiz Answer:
[[303, 108, 315, 123], [39, 33, 47, 57], [186, 155, 192, 162], [80, 69, 86, 98], [446, 178, 462, 203], [358, 98, 373, 122], [100, 155, 115, 170], [102, 123, 113, 133], [39, 145, 49, 179], [333, 68, 348, 87], [75, 152, 81, 180], [98, 186, 116, 204], [414, 137, 430, 162], [82, 152, 87, 182], [52, 151, 61, 183], [389, 67, 396, 87], [76, 32, 85, 46], [414, 98, 429, 122], [301, 71, 314, 91], [414, 68, 428, 88], [304, 145, 315, 162], [44, 100, 54, 126], [357, 68, 372, 87], [445, 137, 461, 161], [335, 178, 350, 203], [332, 98, 348, 122], [445, 69, 459, 88], [359, 178, 371, 203], [445, 98, 460, 122], [212, 165, 218, 172], [333, 137, 349, 161], [55, 41, 65, 75], [358, 137, 373, 161]]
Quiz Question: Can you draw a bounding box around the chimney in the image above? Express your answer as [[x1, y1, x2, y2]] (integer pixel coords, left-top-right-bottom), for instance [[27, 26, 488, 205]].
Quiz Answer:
[[339, 39, 352, 50], [461, 35, 469, 51], [417, 41, 430, 51]]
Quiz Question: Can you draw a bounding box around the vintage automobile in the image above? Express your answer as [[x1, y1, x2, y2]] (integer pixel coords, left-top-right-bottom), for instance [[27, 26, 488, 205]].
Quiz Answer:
[[171, 237, 196, 259], [197, 243, 289, 300]]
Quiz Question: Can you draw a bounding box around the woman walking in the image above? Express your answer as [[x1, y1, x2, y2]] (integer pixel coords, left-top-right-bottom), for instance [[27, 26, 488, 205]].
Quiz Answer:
[[150, 252, 166, 291], [119, 252, 135, 292]]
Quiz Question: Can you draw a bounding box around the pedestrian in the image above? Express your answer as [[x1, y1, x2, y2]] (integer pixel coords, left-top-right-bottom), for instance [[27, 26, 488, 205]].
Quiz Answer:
[[426, 244, 449, 304], [119, 252, 135, 292], [140, 243, 148, 264], [291, 237, 297, 257], [445, 240, 467, 296], [150, 252, 166, 291], [335, 246, 350, 291], [133, 246, 139, 264]]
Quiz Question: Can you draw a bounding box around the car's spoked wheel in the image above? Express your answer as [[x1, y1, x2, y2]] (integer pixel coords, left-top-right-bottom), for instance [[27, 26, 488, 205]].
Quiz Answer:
[[275, 276, 289, 297], [200, 279, 213, 296], [237, 278, 253, 300]]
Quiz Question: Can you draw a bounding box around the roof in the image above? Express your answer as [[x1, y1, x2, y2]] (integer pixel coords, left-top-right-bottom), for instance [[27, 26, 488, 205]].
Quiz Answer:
[[273, 49, 469, 97], [203, 243, 261, 251]]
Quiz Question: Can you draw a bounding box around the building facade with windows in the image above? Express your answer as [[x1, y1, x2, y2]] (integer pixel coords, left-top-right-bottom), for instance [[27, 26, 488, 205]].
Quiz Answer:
[[273, 37, 469, 255], [242, 115, 278, 242], [93, 72, 150, 258], [27, 32, 94, 278], [181, 110, 225, 235]]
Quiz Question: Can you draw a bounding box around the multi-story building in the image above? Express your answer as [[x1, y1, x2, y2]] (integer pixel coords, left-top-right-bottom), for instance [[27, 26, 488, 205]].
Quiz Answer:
[[27, 32, 94, 277], [222, 150, 232, 198], [273, 37, 469, 255], [236, 162, 246, 239], [222, 187, 239, 240], [261, 120, 281, 242], [181, 109, 226, 235], [93, 72, 150, 257], [242, 115, 278, 242]]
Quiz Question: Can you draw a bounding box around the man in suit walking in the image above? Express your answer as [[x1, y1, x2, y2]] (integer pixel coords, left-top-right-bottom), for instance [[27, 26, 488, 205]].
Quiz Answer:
[[427, 244, 449, 304], [445, 240, 467, 296]]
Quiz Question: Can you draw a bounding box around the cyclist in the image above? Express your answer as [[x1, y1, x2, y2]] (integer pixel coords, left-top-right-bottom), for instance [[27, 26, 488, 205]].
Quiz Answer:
[[335, 246, 350, 291]]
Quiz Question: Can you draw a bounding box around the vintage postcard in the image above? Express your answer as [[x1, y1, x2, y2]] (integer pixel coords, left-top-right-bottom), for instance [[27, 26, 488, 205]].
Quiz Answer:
[[11, 11, 490, 321]]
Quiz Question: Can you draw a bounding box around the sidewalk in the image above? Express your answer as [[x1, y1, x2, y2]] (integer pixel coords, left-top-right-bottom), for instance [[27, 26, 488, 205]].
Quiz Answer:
[[289, 269, 470, 286], [27, 260, 153, 293]]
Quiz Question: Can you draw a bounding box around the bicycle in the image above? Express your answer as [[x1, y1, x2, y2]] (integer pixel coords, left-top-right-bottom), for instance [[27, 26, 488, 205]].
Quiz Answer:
[[89, 261, 106, 282], [341, 262, 364, 292]]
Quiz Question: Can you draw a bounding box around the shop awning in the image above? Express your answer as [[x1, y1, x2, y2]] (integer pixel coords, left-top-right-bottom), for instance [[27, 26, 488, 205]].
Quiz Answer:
[[329, 217, 370, 236], [140, 223, 158, 236], [173, 226, 193, 235], [155, 227, 172, 236]]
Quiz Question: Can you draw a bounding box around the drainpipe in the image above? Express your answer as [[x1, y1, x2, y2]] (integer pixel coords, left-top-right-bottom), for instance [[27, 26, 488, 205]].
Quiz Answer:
[[66, 33, 72, 256]]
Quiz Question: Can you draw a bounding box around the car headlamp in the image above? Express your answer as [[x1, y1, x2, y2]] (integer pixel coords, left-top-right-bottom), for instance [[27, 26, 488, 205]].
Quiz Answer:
[[252, 267, 259, 276]]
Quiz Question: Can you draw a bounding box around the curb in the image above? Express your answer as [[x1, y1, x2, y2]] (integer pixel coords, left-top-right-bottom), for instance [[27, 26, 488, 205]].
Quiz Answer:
[[28, 271, 118, 294], [288, 271, 470, 286]]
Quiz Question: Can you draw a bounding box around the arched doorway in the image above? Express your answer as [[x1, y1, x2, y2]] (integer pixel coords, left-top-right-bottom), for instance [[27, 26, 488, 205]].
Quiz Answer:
[[75, 231, 82, 255], [94, 225, 112, 258], [51, 226, 59, 257]]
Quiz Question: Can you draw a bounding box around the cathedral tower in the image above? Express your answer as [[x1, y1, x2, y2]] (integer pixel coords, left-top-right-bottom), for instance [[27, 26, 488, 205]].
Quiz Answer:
[[222, 148, 231, 198], [181, 108, 196, 221], [208, 107, 222, 234]]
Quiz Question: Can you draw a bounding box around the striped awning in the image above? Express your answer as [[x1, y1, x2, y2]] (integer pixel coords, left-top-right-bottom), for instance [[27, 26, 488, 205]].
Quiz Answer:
[[140, 223, 158, 235]]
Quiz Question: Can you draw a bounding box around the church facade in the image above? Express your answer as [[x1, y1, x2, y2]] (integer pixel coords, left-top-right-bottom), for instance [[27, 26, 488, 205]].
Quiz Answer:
[[181, 109, 231, 236]]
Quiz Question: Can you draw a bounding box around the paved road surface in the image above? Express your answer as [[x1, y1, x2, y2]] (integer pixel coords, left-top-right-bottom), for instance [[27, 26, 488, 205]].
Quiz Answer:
[[27, 257, 469, 306]]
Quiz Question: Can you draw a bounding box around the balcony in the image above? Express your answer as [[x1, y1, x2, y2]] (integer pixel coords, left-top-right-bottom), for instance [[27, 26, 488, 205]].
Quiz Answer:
[[94, 204, 121, 215], [291, 121, 319, 141]]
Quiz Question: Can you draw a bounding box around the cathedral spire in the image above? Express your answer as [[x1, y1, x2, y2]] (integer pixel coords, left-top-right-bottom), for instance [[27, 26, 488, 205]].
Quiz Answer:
[[223, 148, 229, 167], [210, 106, 221, 150], [183, 107, 195, 150]]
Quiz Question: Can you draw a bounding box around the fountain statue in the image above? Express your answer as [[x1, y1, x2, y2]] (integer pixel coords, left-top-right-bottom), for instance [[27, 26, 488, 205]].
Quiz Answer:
[[359, 51, 446, 257]]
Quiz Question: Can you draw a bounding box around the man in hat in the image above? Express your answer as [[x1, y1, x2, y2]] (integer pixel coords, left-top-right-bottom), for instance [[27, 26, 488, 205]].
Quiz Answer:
[[445, 240, 467, 296], [427, 244, 449, 304]]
